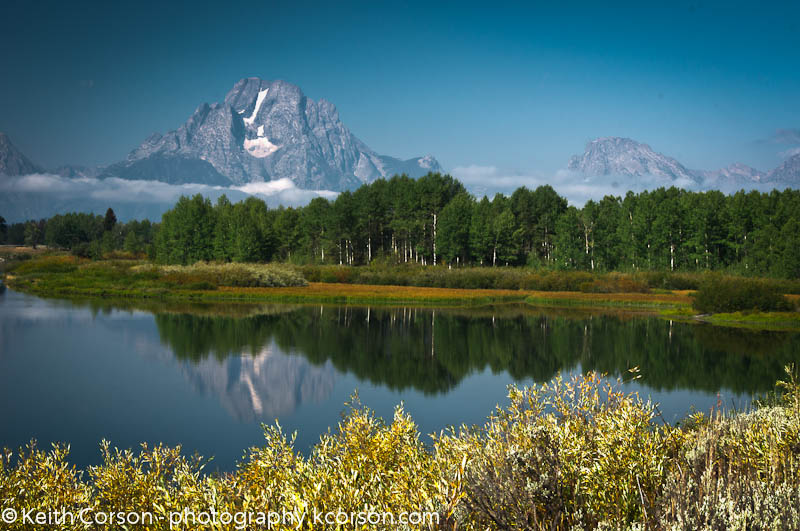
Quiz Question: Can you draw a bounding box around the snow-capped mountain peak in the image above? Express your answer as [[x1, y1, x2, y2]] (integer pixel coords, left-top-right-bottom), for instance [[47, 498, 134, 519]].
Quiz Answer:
[[101, 77, 442, 190]]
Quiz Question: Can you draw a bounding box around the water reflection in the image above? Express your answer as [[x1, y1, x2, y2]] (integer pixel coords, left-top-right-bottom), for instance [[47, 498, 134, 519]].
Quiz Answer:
[[3, 290, 800, 470], [174, 343, 336, 421], [152, 305, 797, 402]]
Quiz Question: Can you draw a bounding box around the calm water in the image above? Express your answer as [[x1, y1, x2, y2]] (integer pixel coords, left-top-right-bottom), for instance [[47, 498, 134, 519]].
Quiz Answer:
[[2, 287, 799, 470]]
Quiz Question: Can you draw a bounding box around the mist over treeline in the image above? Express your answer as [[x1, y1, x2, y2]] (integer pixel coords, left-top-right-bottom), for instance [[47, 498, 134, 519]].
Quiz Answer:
[[3, 173, 799, 278]]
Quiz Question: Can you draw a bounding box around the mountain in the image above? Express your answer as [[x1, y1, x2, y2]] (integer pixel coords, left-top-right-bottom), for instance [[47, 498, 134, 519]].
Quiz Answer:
[[566, 137, 800, 190], [52, 165, 103, 179], [567, 137, 700, 185], [700, 162, 767, 188], [101, 154, 230, 185], [102, 77, 442, 190], [0, 132, 42, 176], [767, 153, 800, 184]]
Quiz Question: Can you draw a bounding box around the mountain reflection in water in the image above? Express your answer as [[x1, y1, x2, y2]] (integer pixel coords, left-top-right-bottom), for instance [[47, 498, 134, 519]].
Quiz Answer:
[[152, 304, 798, 418]]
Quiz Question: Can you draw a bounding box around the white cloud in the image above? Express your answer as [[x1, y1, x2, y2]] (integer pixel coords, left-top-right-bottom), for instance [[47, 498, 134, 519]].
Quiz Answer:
[[450, 165, 563, 201], [450, 165, 734, 206], [0, 173, 339, 221], [10, 173, 79, 192], [451, 165, 628, 205], [1, 174, 228, 203], [0, 174, 337, 205], [234, 178, 338, 205]]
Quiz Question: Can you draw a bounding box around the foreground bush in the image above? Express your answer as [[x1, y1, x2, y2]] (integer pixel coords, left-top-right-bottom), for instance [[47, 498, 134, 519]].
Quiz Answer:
[[2, 368, 799, 530], [693, 276, 792, 313]]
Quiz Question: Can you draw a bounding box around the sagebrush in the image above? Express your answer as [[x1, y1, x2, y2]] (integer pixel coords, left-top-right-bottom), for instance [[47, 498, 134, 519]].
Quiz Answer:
[[2, 368, 799, 530]]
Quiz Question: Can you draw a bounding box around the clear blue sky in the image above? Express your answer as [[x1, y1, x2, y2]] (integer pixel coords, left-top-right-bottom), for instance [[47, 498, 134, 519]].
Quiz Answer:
[[1, 0, 799, 175]]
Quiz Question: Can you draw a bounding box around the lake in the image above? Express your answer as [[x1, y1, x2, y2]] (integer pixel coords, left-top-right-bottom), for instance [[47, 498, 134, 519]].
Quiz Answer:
[[2, 287, 799, 471]]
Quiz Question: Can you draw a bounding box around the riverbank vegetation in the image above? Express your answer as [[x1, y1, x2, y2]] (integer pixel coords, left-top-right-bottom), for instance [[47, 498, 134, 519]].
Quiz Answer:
[[692, 276, 793, 313], [2, 254, 704, 309], [2, 369, 799, 530], [4, 255, 306, 298], [8, 255, 800, 321]]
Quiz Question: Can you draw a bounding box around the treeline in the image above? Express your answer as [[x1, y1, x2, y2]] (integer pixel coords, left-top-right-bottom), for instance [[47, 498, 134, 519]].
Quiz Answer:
[[3, 172, 800, 277], [0, 209, 156, 258], [152, 173, 800, 277]]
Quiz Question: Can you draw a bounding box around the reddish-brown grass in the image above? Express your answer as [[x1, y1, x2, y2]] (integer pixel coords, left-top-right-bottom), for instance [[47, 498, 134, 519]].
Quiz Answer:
[[218, 282, 695, 307]]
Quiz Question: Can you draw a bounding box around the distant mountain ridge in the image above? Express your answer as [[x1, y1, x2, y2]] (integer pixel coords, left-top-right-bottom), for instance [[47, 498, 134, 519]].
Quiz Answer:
[[101, 77, 442, 190], [568, 137, 700, 184], [0, 133, 42, 176], [567, 136, 798, 187], [769, 153, 800, 184]]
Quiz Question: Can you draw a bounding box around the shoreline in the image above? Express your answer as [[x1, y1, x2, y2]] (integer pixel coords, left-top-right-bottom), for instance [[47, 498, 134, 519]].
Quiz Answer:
[[4, 255, 799, 330]]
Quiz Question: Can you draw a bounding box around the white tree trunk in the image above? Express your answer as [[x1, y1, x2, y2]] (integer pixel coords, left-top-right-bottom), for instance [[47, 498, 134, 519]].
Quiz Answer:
[[432, 213, 437, 266]]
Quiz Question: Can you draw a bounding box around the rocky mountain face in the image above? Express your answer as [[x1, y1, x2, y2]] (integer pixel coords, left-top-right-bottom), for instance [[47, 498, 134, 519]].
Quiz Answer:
[[768, 153, 800, 184], [568, 137, 700, 184], [0, 132, 42, 176], [700, 162, 766, 188], [103, 77, 441, 190], [568, 137, 800, 188]]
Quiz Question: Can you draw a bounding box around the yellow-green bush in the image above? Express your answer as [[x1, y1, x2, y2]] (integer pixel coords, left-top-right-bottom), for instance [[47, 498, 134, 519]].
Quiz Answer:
[[2, 369, 799, 530]]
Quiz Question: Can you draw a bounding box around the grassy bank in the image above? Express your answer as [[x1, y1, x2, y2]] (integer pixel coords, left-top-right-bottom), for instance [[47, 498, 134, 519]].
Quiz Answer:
[[299, 264, 800, 294], [3, 255, 696, 309], [6, 256, 800, 327], [2, 370, 799, 530]]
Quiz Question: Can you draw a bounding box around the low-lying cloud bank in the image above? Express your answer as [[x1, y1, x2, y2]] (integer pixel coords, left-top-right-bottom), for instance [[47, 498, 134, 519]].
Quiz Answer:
[[450, 165, 780, 206], [0, 174, 338, 222], [1, 166, 789, 223]]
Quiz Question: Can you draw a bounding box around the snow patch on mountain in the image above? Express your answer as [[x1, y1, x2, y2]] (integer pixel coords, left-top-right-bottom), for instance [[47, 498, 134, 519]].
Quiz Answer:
[[243, 136, 280, 158], [243, 88, 268, 126]]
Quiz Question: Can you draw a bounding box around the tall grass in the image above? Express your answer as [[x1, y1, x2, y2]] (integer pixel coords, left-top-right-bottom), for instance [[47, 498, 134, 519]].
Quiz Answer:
[[300, 265, 800, 295], [2, 368, 799, 530], [134, 262, 308, 288], [5, 256, 307, 300]]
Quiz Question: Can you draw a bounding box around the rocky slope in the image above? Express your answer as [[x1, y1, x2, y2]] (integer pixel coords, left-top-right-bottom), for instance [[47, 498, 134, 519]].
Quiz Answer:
[[0, 133, 42, 176], [568, 137, 799, 188], [568, 137, 700, 184], [768, 153, 800, 184]]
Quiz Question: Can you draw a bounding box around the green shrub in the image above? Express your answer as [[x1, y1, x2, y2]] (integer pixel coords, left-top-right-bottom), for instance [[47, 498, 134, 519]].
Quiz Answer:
[[71, 242, 92, 259], [693, 276, 791, 313], [11, 255, 79, 275]]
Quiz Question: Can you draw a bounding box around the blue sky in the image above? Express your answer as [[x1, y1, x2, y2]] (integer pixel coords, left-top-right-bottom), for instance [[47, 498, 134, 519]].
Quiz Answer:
[[1, 0, 799, 176]]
